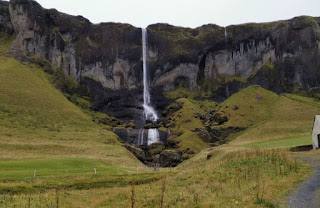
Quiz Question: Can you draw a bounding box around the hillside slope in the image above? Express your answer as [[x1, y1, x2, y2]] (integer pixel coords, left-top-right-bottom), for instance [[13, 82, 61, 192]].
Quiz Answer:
[[0, 55, 139, 167], [212, 85, 320, 146]]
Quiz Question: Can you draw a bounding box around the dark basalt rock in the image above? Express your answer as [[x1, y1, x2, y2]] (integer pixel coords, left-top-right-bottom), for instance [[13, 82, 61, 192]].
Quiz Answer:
[[80, 77, 144, 126], [124, 144, 146, 162], [0, 1, 13, 34], [210, 112, 228, 125], [206, 126, 246, 144], [196, 129, 213, 143], [159, 150, 183, 167], [148, 142, 165, 156], [166, 134, 180, 149]]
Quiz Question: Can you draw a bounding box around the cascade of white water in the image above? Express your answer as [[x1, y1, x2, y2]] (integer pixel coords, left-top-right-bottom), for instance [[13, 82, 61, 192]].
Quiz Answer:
[[147, 129, 160, 145], [142, 28, 159, 122], [138, 129, 145, 145], [141, 28, 160, 145]]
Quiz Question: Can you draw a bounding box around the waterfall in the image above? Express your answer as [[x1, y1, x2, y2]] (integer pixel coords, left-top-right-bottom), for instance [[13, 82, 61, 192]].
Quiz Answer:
[[147, 129, 160, 145], [141, 28, 160, 145], [224, 27, 228, 41], [138, 129, 145, 145], [142, 28, 158, 122], [224, 27, 228, 48]]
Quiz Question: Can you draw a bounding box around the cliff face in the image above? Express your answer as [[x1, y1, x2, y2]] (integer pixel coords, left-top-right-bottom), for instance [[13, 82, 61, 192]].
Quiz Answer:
[[147, 19, 320, 93], [2, 0, 320, 122], [8, 0, 143, 90], [0, 1, 13, 34]]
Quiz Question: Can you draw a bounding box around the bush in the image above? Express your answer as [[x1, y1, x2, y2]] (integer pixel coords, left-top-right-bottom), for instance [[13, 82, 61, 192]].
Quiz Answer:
[[52, 67, 78, 95], [70, 94, 91, 109]]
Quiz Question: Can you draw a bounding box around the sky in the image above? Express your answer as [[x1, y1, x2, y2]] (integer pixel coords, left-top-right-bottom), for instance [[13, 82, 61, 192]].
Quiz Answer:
[[4, 0, 320, 28]]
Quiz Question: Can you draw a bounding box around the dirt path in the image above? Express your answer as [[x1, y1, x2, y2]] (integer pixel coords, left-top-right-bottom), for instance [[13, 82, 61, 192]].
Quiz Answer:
[[287, 154, 320, 208]]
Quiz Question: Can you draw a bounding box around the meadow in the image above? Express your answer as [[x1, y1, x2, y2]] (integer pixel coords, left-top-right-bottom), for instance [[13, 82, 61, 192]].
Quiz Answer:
[[0, 148, 311, 207]]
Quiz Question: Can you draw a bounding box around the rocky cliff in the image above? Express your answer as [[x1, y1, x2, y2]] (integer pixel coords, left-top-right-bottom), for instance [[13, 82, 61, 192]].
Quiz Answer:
[[2, 0, 320, 123]]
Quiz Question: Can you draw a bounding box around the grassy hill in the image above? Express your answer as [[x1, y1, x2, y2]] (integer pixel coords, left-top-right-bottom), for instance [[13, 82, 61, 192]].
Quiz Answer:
[[163, 98, 208, 155], [163, 85, 319, 154], [0, 55, 141, 171], [211, 85, 319, 147]]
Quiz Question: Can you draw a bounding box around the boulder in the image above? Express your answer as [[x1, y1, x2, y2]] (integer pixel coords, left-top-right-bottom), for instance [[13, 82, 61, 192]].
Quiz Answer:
[[124, 144, 146, 162], [210, 112, 228, 125], [159, 150, 182, 167], [166, 134, 180, 148], [197, 129, 213, 143], [152, 154, 160, 164], [148, 142, 165, 156], [125, 120, 136, 129]]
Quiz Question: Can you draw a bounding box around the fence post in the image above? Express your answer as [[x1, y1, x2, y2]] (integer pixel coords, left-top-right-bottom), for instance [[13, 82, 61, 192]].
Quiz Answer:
[[34, 170, 36, 178], [94, 168, 97, 175]]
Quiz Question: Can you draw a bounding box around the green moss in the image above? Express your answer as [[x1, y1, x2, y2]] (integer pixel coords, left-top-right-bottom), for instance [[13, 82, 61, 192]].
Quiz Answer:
[[164, 87, 198, 100], [164, 87, 217, 113], [165, 98, 208, 154], [83, 75, 99, 83], [264, 62, 275, 70], [0, 32, 14, 55], [51, 66, 78, 95], [190, 99, 217, 112], [70, 94, 92, 109], [296, 16, 317, 27]]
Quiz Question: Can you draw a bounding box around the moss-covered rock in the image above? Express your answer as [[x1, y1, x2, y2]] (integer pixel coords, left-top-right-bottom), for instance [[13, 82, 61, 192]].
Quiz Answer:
[[124, 144, 146, 162], [159, 149, 182, 167], [148, 142, 165, 156], [211, 112, 228, 125]]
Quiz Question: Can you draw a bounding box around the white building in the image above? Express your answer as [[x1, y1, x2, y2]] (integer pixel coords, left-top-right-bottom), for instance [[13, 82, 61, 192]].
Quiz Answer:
[[312, 115, 320, 149]]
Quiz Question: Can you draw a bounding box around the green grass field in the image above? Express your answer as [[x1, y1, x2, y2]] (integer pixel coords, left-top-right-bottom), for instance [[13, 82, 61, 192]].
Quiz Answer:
[[244, 135, 312, 148], [0, 158, 137, 179]]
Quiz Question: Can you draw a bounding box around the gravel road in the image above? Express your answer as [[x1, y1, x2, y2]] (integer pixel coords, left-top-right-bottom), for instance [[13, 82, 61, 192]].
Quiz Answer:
[[287, 154, 320, 208]]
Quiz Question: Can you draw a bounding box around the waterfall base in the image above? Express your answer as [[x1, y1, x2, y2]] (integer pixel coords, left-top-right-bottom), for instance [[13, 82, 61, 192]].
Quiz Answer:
[[113, 128, 168, 146]]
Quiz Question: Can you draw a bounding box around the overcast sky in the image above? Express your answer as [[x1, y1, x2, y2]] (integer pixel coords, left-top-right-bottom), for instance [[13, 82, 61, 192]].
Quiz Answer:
[[5, 0, 320, 28]]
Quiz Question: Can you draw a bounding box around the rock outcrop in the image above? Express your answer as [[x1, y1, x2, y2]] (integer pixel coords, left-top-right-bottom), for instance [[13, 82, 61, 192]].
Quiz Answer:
[[8, 0, 142, 90], [0, 1, 13, 34], [159, 150, 182, 167]]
